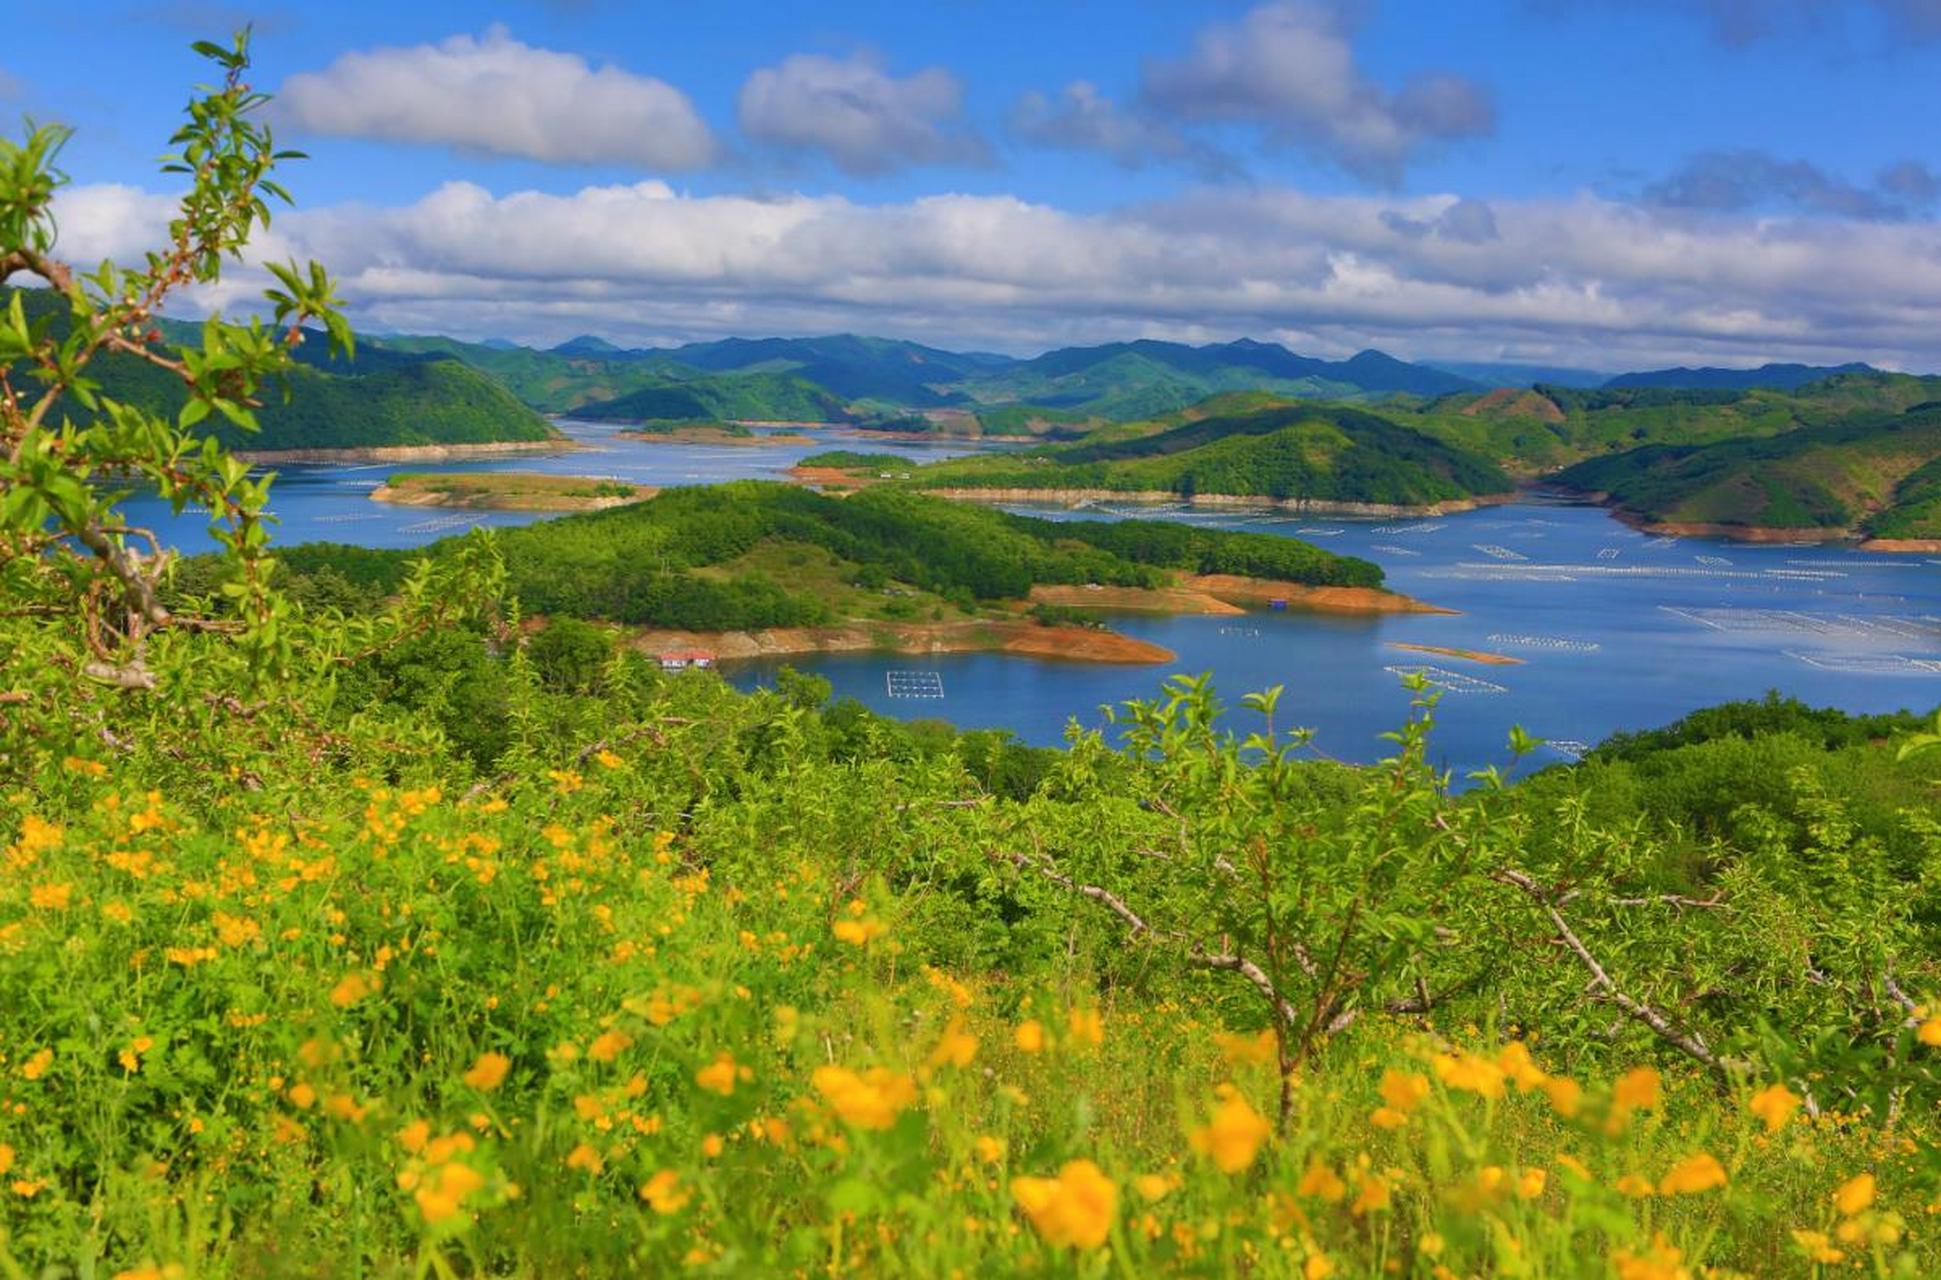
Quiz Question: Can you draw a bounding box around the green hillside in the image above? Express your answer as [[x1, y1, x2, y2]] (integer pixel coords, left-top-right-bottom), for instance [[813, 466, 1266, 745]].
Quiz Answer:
[[1552, 406, 1941, 537], [567, 371, 850, 424], [263, 481, 1380, 632], [5, 289, 555, 452], [892, 402, 1514, 507]]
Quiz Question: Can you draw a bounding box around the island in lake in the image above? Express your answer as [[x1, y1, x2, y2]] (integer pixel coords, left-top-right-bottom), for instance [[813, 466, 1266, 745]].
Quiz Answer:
[[276, 481, 1447, 667], [370, 471, 657, 512]]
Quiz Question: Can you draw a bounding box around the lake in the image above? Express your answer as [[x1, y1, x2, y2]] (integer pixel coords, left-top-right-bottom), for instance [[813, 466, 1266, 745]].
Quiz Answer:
[[127, 424, 1941, 776]]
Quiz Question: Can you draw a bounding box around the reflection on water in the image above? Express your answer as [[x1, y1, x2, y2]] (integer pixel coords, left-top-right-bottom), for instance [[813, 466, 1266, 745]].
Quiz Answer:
[[124, 425, 1941, 776]]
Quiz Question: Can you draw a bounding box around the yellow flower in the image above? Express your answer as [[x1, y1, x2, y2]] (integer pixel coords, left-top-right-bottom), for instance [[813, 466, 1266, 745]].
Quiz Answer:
[[639, 1170, 691, 1214], [812, 1065, 917, 1130], [1433, 1050, 1505, 1099], [1296, 1159, 1347, 1203], [1010, 1159, 1118, 1249], [414, 1162, 485, 1224], [1350, 1174, 1391, 1216], [1657, 1152, 1727, 1196], [1747, 1082, 1800, 1134], [1133, 1173, 1171, 1203], [1189, 1091, 1272, 1173], [464, 1052, 511, 1092], [588, 1029, 632, 1063], [330, 974, 372, 1008], [20, 1048, 52, 1081], [1379, 1069, 1431, 1116], [1517, 1168, 1548, 1200], [974, 1135, 1007, 1165], [565, 1143, 604, 1174], [1497, 1041, 1548, 1091], [832, 918, 886, 946], [1303, 1252, 1334, 1280], [1833, 1172, 1876, 1217], [1067, 1007, 1104, 1048], [593, 749, 625, 770], [29, 882, 72, 910], [1213, 1029, 1277, 1067], [287, 1082, 317, 1110], [1544, 1076, 1583, 1118], [927, 1018, 979, 1069], [1612, 1066, 1661, 1113], [1369, 1107, 1409, 1130], [1614, 1173, 1655, 1198], [1790, 1229, 1843, 1264], [1014, 1019, 1045, 1055], [701, 1133, 725, 1158], [0, 1145, 12, 1176], [695, 1052, 740, 1096], [1612, 1234, 1689, 1280], [1917, 1017, 1941, 1047]]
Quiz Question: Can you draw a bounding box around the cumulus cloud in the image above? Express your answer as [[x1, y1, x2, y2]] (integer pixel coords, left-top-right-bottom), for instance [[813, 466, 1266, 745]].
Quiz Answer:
[[737, 53, 986, 175], [1138, 1, 1494, 180], [277, 26, 715, 170], [1643, 150, 1938, 220], [1010, 81, 1239, 179], [1381, 197, 1500, 243], [46, 177, 1941, 371]]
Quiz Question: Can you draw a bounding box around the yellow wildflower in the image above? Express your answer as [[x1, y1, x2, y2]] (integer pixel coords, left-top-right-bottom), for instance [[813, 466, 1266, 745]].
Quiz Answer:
[[1189, 1091, 1272, 1174], [1014, 1019, 1045, 1055], [695, 1052, 740, 1096], [1833, 1172, 1876, 1217], [1010, 1160, 1118, 1249], [1517, 1168, 1548, 1199], [464, 1052, 511, 1092], [832, 917, 886, 946], [1433, 1050, 1505, 1099], [974, 1135, 1007, 1165], [588, 1029, 632, 1063], [1790, 1229, 1843, 1264], [1917, 1017, 1941, 1047], [1134, 1173, 1171, 1203], [20, 1048, 52, 1081], [1066, 1007, 1104, 1048], [1497, 1041, 1548, 1091], [1747, 1082, 1800, 1134], [1296, 1159, 1347, 1203], [565, 1143, 604, 1175], [1657, 1152, 1727, 1196], [812, 1065, 917, 1130], [639, 1170, 691, 1214], [1612, 1066, 1661, 1113], [1350, 1174, 1391, 1216], [928, 1017, 979, 1070]]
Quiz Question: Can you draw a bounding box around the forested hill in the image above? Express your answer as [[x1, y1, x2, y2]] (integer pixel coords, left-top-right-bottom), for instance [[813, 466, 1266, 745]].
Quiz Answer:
[[566, 371, 851, 424], [880, 402, 1514, 508], [3, 288, 556, 452], [1550, 405, 1941, 538], [261, 481, 1381, 632], [1603, 361, 1878, 391]]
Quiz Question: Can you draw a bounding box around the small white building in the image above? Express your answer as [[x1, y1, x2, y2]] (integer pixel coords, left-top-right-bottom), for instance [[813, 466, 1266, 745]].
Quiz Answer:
[[658, 648, 716, 671]]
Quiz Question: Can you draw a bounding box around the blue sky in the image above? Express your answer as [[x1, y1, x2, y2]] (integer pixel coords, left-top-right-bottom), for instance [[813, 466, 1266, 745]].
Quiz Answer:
[[7, 1, 1941, 368]]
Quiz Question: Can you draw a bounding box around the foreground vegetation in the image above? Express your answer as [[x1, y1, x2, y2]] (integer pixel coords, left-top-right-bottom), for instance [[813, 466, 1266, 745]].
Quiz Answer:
[[7, 35, 1941, 1279]]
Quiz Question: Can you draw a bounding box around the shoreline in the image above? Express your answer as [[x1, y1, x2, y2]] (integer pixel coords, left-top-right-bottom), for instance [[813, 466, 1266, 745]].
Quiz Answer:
[[618, 426, 820, 446], [1551, 488, 1938, 553], [369, 479, 656, 513], [238, 440, 576, 465], [623, 619, 1176, 666], [917, 487, 1516, 518], [1387, 642, 1523, 666], [1028, 576, 1453, 617]]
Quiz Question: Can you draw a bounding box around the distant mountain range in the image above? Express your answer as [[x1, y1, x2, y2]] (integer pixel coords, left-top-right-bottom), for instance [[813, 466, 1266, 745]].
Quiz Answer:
[[1601, 362, 1879, 392]]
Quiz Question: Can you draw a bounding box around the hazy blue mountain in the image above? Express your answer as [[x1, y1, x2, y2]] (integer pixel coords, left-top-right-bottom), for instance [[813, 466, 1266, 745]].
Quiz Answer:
[[1603, 362, 1877, 392], [1428, 361, 1609, 388]]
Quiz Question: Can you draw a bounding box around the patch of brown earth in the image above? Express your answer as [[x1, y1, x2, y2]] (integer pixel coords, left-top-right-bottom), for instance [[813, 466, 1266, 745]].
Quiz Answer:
[[1858, 538, 1941, 553], [1184, 575, 1457, 616], [621, 619, 1173, 665], [1387, 642, 1523, 666], [1027, 583, 1245, 616]]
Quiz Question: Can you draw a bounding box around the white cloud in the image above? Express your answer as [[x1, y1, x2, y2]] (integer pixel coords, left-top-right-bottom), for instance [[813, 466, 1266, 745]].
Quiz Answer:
[[1139, 2, 1494, 180], [1010, 81, 1238, 179], [277, 26, 715, 170], [737, 52, 986, 175], [45, 178, 1941, 372]]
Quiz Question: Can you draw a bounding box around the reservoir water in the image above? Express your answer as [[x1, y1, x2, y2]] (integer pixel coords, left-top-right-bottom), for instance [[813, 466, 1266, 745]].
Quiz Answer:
[[127, 422, 1941, 776]]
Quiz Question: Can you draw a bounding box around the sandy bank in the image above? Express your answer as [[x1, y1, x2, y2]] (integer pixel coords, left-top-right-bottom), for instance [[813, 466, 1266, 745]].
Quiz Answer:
[[1184, 575, 1457, 616], [623, 619, 1173, 665], [1029, 584, 1246, 616], [1387, 642, 1523, 666], [1858, 538, 1941, 553], [923, 487, 1514, 518], [238, 440, 576, 465], [790, 465, 876, 490]]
